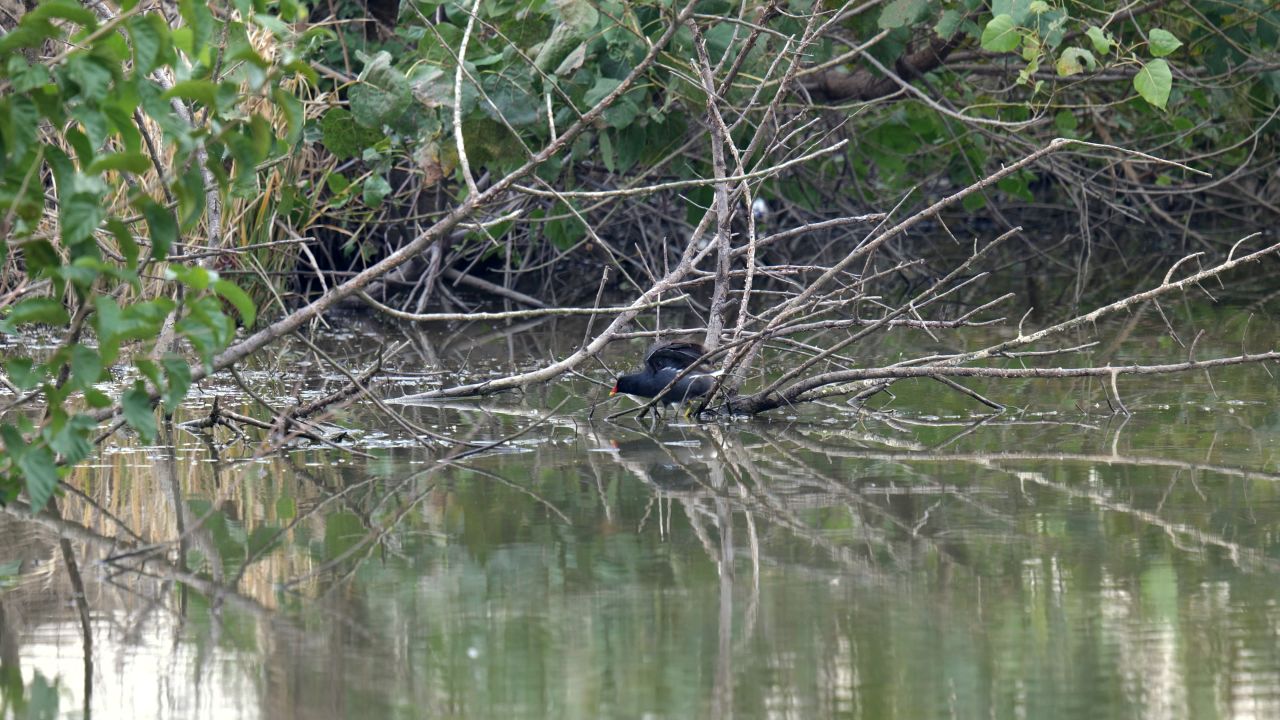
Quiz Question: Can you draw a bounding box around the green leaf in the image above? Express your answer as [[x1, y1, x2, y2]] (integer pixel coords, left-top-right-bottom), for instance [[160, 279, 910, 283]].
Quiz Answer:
[[0, 19, 59, 57], [349, 51, 411, 129], [1147, 28, 1182, 58], [62, 55, 114, 104], [6, 358, 42, 389], [87, 152, 151, 175], [1133, 58, 1172, 109], [273, 87, 303, 145], [70, 345, 103, 388], [85, 388, 112, 408], [583, 76, 623, 107], [8, 56, 51, 92], [159, 356, 192, 411], [554, 43, 588, 76], [554, 0, 598, 32], [1086, 26, 1113, 55], [213, 279, 257, 327], [61, 192, 107, 248], [164, 79, 219, 108], [20, 240, 62, 278], [878, 0, 928, 29], [48, 412, 95, 465], [991, 0, 1033, 25], [1054, 109, 1078, 133], [29, 0, 98, 28], [934, 9, 964, 39], [106, 219, 141, 271], [140, 199, 178, 260], [128, 13, 172, 74], [481, 73, 539, 126], [122, 385, 157, 441], [3, 298, 69, 329], [19, 445, 59, 511], [1055, 47, 1097, 76], [981, 15, 1021, 53], [599, 130, 615, 173], [4, 96, 40, 160], [319, 108, 381, 159], [178, 0, 214, 53], [167, 264, 213, 290], [362, 175, 392, 207]]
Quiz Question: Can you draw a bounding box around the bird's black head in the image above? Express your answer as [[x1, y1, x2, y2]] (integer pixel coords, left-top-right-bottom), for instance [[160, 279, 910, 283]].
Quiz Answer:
[[611, 373, 641, 397]]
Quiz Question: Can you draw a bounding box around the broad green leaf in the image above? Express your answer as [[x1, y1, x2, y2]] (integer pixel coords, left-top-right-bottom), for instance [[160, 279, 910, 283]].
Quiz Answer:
[[85, 388, 112, 408], [1086, 26, 1113, 55], [61, 55, 113, 103], [93, 296, 124, 360], [934, 9, 964, 39], [160, 356, 192, 411], [481, 74, 539, 126], [320, 108, 381, 159], [213, 279, 257, 327], [583, 76, 623, 107], [599, 130, 615, 173], [19, 445, 59, 511], [61, 191, 106, 248], [981, 15, 1020, 53], [349, 51, 411, 129], [554, 0, 598, 32], [122, 385, 157, 441], [1055, 47, 1097, 76], [878, 0, 928, 29], [29, 0, 97, 29], [4, 298, 70, 329], [70, 345, 103, 388], [1147, 28, 1182, 57], [7, 57, 51, 93], [20, 240, 62, 277], [135, 358, 161, 389], [1054, 109, 1078, 132], [0, 20, 59, 57], [554, 43, 587, 76], [47, 412, 95, 466], [273, 86, 303, 145], [363, 175, 392, 207], [164, 79, 219, 108], [87, 152, 150, 175], [128, 13, 173, 75], [106, 219, 141, 271], [5, 96, 40, 159], [991, 0, 1033, 25], [6, 358, 42, 389], [178, 0, 214, 53], [140, 199, 178, 260], [167, 264, 214, 290], [1133, 58, 1172, 109]]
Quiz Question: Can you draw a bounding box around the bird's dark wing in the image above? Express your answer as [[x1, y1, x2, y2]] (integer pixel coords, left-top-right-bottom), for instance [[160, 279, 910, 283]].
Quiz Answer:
[[644, 341, 708, 372]]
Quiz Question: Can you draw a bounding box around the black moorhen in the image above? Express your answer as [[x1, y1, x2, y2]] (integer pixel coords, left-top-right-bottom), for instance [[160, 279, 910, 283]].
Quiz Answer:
[[611, 341, 715, 405]]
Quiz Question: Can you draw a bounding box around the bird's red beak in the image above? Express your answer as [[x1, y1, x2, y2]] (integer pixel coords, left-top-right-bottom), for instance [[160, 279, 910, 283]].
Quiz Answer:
[[609, 383, 618, 397]]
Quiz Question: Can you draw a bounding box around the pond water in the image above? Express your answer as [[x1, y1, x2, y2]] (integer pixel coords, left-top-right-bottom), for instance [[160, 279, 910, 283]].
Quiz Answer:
[[2, 303, 1279, 719]]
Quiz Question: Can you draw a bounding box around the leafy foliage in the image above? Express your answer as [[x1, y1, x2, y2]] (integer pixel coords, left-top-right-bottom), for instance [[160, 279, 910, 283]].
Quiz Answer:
[[0, 0, 302, 509]]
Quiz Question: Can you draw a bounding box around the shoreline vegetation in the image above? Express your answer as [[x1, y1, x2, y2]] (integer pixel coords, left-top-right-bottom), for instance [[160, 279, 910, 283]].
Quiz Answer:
[[0, 0, 1276, 510]]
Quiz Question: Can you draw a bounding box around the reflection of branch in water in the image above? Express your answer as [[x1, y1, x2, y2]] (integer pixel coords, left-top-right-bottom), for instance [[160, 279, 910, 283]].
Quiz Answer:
[[602, 429, 887, 574], [52, 498, 93, 718], [0, 502, 279, 623], [764, 442, 1280, 572], [1004, 466, 1280, 573]]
